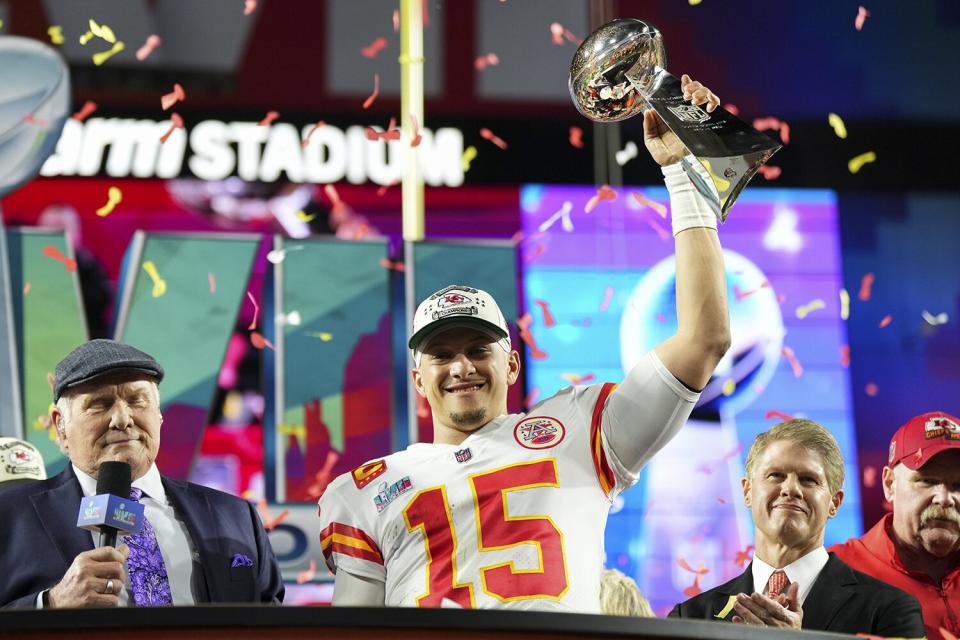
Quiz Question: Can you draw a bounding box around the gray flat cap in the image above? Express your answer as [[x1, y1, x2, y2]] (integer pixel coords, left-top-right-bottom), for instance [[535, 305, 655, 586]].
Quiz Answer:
[[53, 339, 164, 402]]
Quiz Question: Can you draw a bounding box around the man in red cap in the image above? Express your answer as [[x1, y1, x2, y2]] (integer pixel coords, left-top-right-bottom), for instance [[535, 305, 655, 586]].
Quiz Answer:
[[831, 411, 960, 640]]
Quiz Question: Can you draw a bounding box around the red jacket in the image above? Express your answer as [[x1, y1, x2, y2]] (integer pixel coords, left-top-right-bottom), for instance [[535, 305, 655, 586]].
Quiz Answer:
[[830, 514, 959, 640]]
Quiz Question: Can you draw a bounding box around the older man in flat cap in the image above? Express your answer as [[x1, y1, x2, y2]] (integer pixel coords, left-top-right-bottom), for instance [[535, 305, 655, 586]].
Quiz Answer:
[[0, 339, 283, 608]]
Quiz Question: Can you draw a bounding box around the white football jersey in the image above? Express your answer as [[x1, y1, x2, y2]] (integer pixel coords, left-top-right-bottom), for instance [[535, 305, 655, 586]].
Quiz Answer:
[[318, 352, 698, 611]]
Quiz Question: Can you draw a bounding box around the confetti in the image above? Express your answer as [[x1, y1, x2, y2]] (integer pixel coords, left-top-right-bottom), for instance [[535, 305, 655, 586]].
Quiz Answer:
[[136, 34, 161, 60], [296, 559, 317, 584], [378, 258, 406, 272], [722, 379, 736, 396], [782, 346, 803, 378], [840, 344, 851, 368], [568, 126, 584, 149], [72, 101, 98, 122], [630, 192, 667, 217], [518, 324, 548, 360], [848, 151, 877, 174], [795, 298, 826, 319], [560, 372, 596, 385], [645, 217, 671, 241], [717, 497, 726, 504], [922, 310, 949, 326], [256, 498, 289, 530], [301, 120, 326, 148], [159, 113, 184, 143], [524, 244, 547, 263], [863, 465, 877, 488], [533, 299, 556, 327], [42, 245, 77, 272], [479, 128, 508, 150], [324, 184, 344, 210], [765, 410, 796, 422], [250, 331, 275, 350], [757, 164, 782, 180], [865, 382, 878, 397], [548, 22, 580, 45], [376, 179, 400, 196], [87, 19, 117, 44], [306, 450, 340, 498], [828, 113, 847, 139], [734, 281, 770, 302], [246, 291, 260, 331], [879, 314, 892, 328], [734, 545, 754, 567], [244, 0, 257, 16], [92, 41, 125, 66], [585, 184, 616, 213], [363, 73, 379, 110], [47, 26, 64, 45], [461, 146, 478, 172], [95, 186, 122, 217], [142, 261, 167, 298], [840, 288, 850, 320], [361, 37, 388, 59], [306, 332, 334, 342], [392, 9, 400, 32], [614, 141, 638, 166], [473, 53, 499, 71], [724, 103, 740, 116], [296, 211, 316, 222], [208, 273, 216, 294], [599, 286, 615, 312], [23, 282, 31, 295], [752, 117, 790, 145], [524, 388, 541, 408], [160, 83, 185, 111], [858, 273, 875, 301], [538, 201, 573, 233], [689, 0, 703, 5], [855, 6, 871, 31], [365, 117, 401, 141], [409, 114, 423, 147], [258, 110, 280, 126], [677, 559, 709, 597], [23, 114, 46, 127]]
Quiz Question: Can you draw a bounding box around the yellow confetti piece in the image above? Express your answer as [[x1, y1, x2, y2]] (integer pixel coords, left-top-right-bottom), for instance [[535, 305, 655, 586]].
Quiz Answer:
[[95, 186, 122, 217], [714, 595, 737, 619], [306, 331, 334, 342], [142, 260, 167, 298], [722, 379, 736, 396], [795, 298, 826, 319], [89, 18, 116, 44], [840, 288, 850, 320], [848, 151, 876, 174], [296, 210, 316, 222], [827, 113, 847, 139], [0, 19, 4, 28], [462, 145, 478, 172], [689, 0, 703, 4], [93, 41, 124, 66], [47, 26, 64, 45]]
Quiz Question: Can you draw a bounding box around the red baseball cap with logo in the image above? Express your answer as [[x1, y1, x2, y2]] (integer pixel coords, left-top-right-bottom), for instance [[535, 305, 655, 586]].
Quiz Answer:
[[887, 411, 960, 470]]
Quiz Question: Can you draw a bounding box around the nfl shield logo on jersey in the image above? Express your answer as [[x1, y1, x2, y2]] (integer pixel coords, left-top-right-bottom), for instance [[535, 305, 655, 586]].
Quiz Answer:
[[514, 416, 566, 450], [454, 448, 473, 463]]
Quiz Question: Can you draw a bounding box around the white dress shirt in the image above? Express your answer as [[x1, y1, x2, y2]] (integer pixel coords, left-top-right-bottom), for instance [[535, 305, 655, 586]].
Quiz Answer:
[[72, 463, 198, 605], [751, 546, 829, 605]]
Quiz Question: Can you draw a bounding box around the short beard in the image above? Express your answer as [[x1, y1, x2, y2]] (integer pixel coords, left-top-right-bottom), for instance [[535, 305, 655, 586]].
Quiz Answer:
[[920, 505, 960, 528], [449, 408, 487, 428]]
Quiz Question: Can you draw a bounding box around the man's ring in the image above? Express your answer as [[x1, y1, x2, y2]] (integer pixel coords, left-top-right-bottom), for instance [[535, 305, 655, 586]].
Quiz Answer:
[[104, 579, 115, 595]]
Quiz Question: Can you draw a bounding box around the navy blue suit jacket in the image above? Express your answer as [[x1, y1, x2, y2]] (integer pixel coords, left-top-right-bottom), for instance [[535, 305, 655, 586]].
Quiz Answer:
[[0, 466, 284, 608]]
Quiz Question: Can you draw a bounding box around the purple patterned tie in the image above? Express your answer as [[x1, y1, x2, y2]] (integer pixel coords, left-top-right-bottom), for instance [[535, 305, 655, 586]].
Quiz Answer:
[[125, 487, 173, 606]]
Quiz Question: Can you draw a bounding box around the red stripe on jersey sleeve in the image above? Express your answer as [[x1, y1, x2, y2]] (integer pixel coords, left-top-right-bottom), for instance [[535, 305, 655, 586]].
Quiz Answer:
[[590, 382, 618, 497], [320, 522, 384, 568]]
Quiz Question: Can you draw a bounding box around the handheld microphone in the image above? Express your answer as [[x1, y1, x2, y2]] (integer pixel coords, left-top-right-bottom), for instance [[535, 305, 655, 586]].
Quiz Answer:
[[76, 461, 145, 548]]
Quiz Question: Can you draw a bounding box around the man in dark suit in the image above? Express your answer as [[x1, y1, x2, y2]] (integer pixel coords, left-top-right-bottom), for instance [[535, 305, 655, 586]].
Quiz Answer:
[[0, 340, 284, 608], [669, 419, 923, 637]]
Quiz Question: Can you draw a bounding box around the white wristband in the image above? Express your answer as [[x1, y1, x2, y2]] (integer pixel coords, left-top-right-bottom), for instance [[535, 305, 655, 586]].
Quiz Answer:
[[663, 159, 718, 236]]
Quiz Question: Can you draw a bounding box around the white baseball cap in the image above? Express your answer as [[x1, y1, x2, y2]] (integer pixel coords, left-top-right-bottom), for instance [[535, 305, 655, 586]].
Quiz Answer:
[[409, 285, 511, 362], [0, 437, 47, 489]]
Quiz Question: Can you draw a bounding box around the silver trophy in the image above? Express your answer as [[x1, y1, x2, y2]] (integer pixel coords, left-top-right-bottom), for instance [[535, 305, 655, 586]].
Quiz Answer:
[[569, 18, 781, 221]]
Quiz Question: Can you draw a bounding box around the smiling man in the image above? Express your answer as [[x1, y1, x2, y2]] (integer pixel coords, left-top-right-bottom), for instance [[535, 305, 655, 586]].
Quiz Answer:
[[0, 339, 283, 608], [831, 412, 960, 640], [318, 76, 732, 611], [670, 419, 923, 636]]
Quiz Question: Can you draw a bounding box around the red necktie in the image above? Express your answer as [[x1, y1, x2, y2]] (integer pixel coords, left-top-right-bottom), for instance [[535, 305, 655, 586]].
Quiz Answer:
[[766, 570, 789, 598]]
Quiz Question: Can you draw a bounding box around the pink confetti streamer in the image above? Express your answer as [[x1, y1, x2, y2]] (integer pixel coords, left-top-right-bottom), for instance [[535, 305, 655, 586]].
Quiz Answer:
[[246, 291, 260, 331], [160, 83, 185, 111], [208, 273, 216, 294], [474, 53, 499, 70], [258, 110, 280, 126], [72, 100, 97, 122], [855, 6, 870, 31], [361, 37, 388, 59], [243, 0, 257, 16], [363, 74, 380, 110], [479, 127, 508, 150], [135, 34, 160, 61], [865, 382, 879, 397], [159, 113, 183, 143], [533, 299, 556, 327], [631, 192, 667, 217], [569, 126, 584, 149], [859, 272, 875, 301], [782, 346, 804, 378], [765, 410, 796, 422], [409, 114, 422, 147], [879, 314, 892, 328], [757, 165, 782, 180], [42, 245, 77, 272], [250, 331, 275, 351], [585, 184, 616, 213], [599, 286, 614, 312], [302, 120, 326, 148], [376, 179, 400, 196], [365, 117, 401, 141]]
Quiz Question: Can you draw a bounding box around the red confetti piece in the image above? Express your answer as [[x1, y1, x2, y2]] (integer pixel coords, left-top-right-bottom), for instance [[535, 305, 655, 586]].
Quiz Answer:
[[734, 281, 770, 302], [324, 184, 343, 208], [645, 217, 671, 241], [246, 292, 260, 331], [757, 164, 782, 180], [376, 178, 400, 196], [733, 545, 754, 567], [717, 497, 727, 504], [256, 498, 289, 530], [510, 230, 525, 246], [361, 36, 388, 59], [724, 103, 740, 116], [363, 73, 379, 110], [479, 127, 508, 150], [561, 372, 596, 386], [879, 314, 892, 328], [782, 346, 804, 378], [421, 0, 429, 26], [392, 9, 400, 32], [516, 312, 533, 332], [250, 331, 275, 351], [302, 120, 326, 148], [306, 450, 340, 498], [752, 116, 790, 145], [473, 53, 499, 71], [72, 100, 97, 122], [208, 272, 216, 294], [524, 244, 547, 262], [365, 117, 401, 141], [863, 465, 877, 488], [550, 22, 565, 45], [42, 245, 77, 272], [533, 299, 556, 327], [296, 559, 317, 584], [585, 184, 617, 213], [518, 325, 548, 360], [678, 558, 709, 575], [631, 192, 667, 217], [858, 272, 875, 301], [22, 282, 31, 295], [569, 126, 584, 149], [855, 6, 870, 31], [258, 110, 279, 126], [159, 113, 183, 143], [409, 114, 422, 147], [160, 83, 185, 111], [135, 34, 160, 61], [599, 286, 614, 312], [839, 344, 850, 367], [865, 382, 878, 397], [524, 387, 541, 408], [765, 410, 796, 422], [378, 258, 406, 272]]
